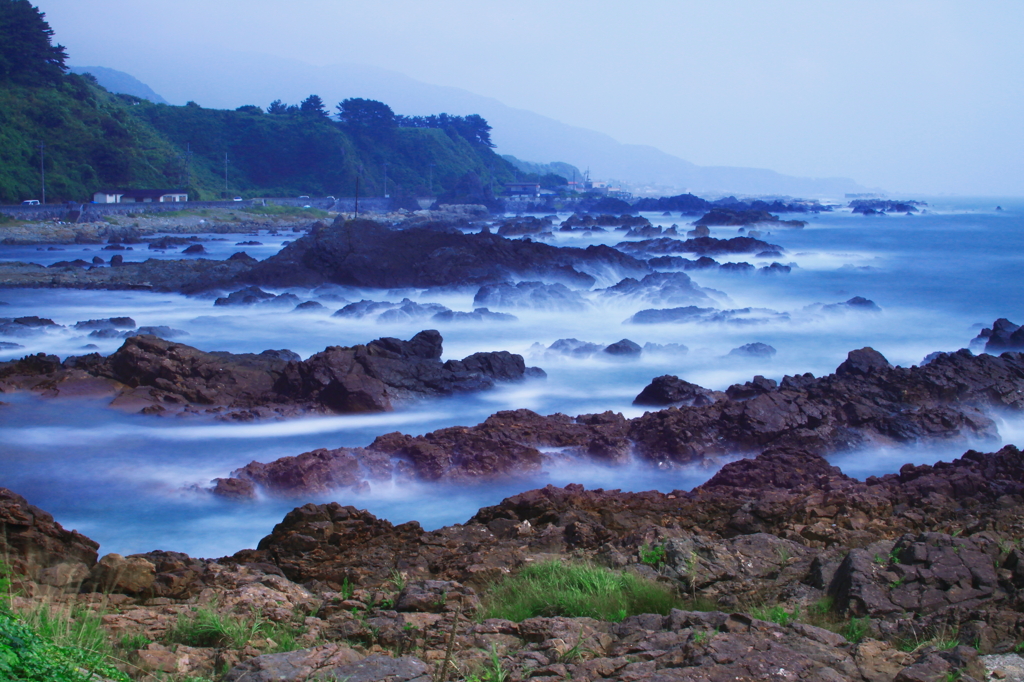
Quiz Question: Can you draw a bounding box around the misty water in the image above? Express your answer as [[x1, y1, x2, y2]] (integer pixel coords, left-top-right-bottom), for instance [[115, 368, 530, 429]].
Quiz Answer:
[[1, 197, 1022, 559]]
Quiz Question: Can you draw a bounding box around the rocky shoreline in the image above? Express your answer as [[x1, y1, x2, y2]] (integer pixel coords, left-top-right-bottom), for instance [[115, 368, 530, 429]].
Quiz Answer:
[[5, 438, 1024, 681], [199, 345, 1024, 498]]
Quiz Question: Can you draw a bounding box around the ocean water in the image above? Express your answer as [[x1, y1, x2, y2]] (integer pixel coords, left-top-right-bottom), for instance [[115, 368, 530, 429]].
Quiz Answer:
[[0, 197, 1021, 558]]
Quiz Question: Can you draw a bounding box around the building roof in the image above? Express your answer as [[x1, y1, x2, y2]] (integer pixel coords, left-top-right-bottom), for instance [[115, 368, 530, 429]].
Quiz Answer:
[[95, 189, 187, 197]]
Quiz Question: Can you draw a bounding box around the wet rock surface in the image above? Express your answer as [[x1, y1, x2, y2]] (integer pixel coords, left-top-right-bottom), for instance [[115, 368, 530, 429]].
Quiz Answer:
[[973, 318, 1024, 353], [616, 235, 783, 257], [239, 217, 649, 289], [694, 208, 808, 228], [0, 256, 255, 292], [0, 329, 543, 418], [7, 433, 1024, 681], [204, 347, 1024, 495]]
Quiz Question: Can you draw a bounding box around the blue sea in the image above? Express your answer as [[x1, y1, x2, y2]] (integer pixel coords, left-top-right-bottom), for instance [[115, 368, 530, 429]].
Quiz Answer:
[[0, 197, 1021, 558]]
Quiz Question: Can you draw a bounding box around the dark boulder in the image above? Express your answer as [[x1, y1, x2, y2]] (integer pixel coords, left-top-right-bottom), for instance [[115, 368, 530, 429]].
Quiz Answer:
[[603, 339, 642, 356], [633, 375, 717, 406], [836, 347, 891, 376], [238, 218, 646, 289]]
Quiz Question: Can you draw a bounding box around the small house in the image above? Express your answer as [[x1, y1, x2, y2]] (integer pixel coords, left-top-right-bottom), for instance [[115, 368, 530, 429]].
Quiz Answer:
[[92, 189, 188, 204], [504, 182, 541, 198]]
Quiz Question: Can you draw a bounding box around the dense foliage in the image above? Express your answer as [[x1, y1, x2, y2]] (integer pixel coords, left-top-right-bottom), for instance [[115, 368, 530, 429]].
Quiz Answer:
[[0, 2, 517, 203], [0, 608, 129, 682], [0, 77, 184, 203], [0, 0, 67, 85]]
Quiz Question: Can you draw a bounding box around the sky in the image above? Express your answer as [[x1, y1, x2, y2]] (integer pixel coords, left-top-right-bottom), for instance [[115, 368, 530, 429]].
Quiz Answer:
[[38, 0, 1024, 196]]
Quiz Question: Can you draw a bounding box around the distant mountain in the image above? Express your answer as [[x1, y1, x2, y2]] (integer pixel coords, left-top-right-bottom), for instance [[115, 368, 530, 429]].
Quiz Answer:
[[92, 49, 867, 197], [69, 66, 169, 104]]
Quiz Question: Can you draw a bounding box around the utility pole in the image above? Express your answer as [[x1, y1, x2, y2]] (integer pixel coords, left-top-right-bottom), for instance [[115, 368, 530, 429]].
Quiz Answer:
[[184, 143, 192, 194], [428, 163, 435, 195], [383, 162, 389, 198], [224, 152, 228, 197], [38, 143, 45, 204], [354, 176, 360, 217]]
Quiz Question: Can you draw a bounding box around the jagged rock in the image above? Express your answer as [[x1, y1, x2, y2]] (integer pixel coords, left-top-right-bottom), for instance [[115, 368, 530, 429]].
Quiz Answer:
[[214, 286, 276, 306], [972, 318, 1024, 353], [560, 214, 650, 230], [333, 299, 398, 319], [830, 532, 1002, 618], [546, 338, 604, 357], [395, 580, 479, 613], [430, 308, 518, 323], [728, 342, 777, 358], [648, 255, 720, 270], [760, 262, 792, 274], [695, 208, 807, 228], [474, 281, 591, 312], [642, 342, 689, 355], [223, 642, 364, 681], [496, 216, 553, 236], [725, 375, 778, 400], [0, 331, 541, 417], [626, 306, 788, 325], [596, 272, 715, 306], [0, 487, 99, 585], [74, 317, 136, 330], [617, 235, 783, 257]]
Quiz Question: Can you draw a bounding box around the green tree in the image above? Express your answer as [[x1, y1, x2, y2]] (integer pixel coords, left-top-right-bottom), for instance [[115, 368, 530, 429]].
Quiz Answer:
[[460, 114, 494, 148], [299, 94, 328, 119], [0, 0, 68, 85], [336, 98, 396, 130], [267, 99, 288, 115]]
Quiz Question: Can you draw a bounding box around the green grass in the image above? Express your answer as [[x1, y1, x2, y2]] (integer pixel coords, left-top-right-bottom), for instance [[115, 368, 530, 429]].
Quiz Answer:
[[477, 560, 683, 623], [0, 607, 129, 682], [750, 604, 800, 627], [164, 604, 309, 653], [17, 603, 112, 660], [241, 204, 330, 218]]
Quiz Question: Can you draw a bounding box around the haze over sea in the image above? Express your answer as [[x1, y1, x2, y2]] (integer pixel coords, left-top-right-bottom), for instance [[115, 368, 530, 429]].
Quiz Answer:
[[1, 197, 1022, 558]]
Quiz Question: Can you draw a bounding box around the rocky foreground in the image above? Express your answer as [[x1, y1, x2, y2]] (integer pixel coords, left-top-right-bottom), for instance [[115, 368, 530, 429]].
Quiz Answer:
[[0, 330, 543, 418], [5, 439, 1024, 681]]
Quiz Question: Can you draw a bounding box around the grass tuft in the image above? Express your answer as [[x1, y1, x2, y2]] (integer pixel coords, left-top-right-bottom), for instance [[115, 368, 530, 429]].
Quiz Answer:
[[478, 560, 682, 623]]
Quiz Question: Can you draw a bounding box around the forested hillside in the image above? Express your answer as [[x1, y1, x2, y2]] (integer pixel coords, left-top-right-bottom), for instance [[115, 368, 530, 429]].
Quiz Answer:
[[0, 0, 516, 204]]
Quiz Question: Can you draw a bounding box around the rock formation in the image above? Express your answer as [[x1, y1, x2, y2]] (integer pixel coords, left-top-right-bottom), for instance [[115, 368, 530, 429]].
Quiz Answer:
[[0, 330, 544, 418]]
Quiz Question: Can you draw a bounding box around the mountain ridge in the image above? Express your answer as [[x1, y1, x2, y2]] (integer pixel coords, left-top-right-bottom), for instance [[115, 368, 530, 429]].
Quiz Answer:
[[79, 50, 868, 197]]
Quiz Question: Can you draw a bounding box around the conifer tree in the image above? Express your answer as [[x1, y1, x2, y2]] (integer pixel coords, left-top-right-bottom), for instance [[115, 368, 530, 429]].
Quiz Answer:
[[0, 0, 68, 85]]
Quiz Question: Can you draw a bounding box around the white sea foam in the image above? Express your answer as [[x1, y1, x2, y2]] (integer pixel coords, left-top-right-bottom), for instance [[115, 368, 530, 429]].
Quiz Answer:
[[1, 198, 1022, 557]]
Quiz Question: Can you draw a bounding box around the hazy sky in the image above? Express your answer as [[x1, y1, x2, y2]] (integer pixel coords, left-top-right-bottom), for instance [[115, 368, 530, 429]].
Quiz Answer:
[[40, 0, 1024, 196]]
